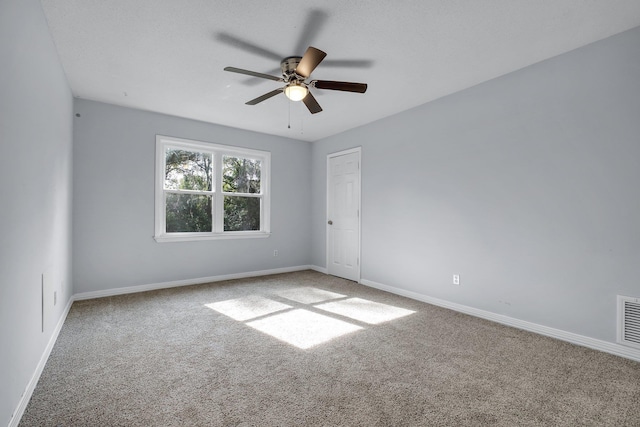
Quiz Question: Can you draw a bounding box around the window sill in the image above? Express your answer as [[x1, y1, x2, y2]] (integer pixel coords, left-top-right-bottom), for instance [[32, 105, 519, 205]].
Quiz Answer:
[[154, 231, 271, 243]]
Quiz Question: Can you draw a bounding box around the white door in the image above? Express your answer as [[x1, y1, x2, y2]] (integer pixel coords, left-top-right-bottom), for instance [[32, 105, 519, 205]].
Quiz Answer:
[[327, 149, 360, 282]]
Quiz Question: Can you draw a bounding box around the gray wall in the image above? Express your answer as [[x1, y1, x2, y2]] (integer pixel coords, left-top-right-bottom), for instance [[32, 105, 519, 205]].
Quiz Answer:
[[311, 27, 640, 344], [73, 100, 311, 293], [0, 0, 74, 424]]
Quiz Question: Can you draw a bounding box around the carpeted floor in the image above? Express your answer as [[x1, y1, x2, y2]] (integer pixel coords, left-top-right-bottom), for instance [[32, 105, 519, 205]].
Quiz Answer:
[[20, 270, 640, 426]]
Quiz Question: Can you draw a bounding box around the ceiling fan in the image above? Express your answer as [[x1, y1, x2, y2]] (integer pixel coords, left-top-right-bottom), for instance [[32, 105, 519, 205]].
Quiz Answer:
[[224, 46, 368, 114]]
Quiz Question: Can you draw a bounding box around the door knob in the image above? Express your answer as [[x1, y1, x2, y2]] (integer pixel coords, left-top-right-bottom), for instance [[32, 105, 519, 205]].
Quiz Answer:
[[327, 220, 333, 225]]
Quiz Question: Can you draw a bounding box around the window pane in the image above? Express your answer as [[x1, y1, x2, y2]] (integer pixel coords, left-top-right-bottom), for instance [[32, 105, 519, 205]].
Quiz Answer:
[[166, 193, 212, 232], [165, 149, 213, 191], [224, 196, 260, 231], [223, 156, 261, 194]]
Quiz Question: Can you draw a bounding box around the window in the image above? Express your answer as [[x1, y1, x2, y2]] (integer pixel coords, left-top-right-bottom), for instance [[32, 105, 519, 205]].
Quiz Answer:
[[155, 135, 270, 242]]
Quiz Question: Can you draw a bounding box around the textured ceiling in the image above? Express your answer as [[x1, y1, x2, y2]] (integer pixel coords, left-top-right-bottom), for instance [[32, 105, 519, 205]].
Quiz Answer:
[[41, 1, 640, 142]]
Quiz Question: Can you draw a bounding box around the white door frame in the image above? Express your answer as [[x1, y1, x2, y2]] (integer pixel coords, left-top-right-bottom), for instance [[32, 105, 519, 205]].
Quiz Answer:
[[326, 147, 362, 282]]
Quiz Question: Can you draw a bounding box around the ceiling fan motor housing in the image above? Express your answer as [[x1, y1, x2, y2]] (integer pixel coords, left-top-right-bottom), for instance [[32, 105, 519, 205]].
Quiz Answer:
[[281, 56, 303, 81]]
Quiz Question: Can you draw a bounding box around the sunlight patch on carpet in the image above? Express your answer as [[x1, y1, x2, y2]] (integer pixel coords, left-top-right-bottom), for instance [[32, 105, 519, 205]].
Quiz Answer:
[[275, 287, 346, 304], [246, 309, 362, 349], [315, 298, 415, 324], [205, 296, 292, 321]]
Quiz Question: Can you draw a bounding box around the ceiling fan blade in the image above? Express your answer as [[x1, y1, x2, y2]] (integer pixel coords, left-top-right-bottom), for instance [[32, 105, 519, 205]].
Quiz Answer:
[[246, 88, 284, 105], [302, 92, 323, 114], [224, 67, 283, 82], [314, 80, 368, 93], [216, 33, 282, 61], [241, 68, 282, 86], [295, 46, 327, 78]]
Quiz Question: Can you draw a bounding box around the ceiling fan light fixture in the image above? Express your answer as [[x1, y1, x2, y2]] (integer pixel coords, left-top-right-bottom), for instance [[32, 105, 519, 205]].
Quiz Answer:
[[284, 83, 308, 101]]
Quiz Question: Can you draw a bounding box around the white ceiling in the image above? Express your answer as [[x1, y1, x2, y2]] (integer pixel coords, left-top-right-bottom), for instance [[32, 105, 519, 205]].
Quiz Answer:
[[41, 1, 640, 142]]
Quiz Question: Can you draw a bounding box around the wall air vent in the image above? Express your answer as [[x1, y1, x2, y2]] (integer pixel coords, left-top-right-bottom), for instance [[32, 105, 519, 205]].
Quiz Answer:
[[618, 295, 640, 349]]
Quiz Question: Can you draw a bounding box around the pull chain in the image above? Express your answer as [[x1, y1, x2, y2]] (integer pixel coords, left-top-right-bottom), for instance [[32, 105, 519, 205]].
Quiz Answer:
[[288, 99, 291, 129]]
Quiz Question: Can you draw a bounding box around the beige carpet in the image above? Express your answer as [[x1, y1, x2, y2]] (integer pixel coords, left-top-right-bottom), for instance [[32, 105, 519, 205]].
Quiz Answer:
[[20, 271, 640, 426]]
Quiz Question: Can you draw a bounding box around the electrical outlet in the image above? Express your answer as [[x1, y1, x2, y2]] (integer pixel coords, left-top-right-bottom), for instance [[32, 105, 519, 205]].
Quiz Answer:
[[273, 250, 278, 257], [453, 274, 460, 285]]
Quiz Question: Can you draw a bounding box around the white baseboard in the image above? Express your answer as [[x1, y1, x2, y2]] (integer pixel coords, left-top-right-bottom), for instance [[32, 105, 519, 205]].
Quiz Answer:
[[360, 278, 640, 363], [9, 296, 74, 427], [309, 265, 328, 274], [74, 265, 315, 301]]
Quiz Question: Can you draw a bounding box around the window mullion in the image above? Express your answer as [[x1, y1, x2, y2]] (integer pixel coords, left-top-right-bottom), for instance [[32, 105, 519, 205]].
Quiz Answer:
[[221, 192, 262, 198], [214, 152, 224, 233], [165, 189, 213, 196]]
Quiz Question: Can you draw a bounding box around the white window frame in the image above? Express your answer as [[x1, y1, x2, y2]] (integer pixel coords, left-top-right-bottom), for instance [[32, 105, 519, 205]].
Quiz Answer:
[[154, 135, 271, 242]]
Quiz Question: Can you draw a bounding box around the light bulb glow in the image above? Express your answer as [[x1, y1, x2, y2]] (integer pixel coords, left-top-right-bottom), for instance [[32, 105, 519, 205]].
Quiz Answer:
[[284, 83, 308, 101]]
